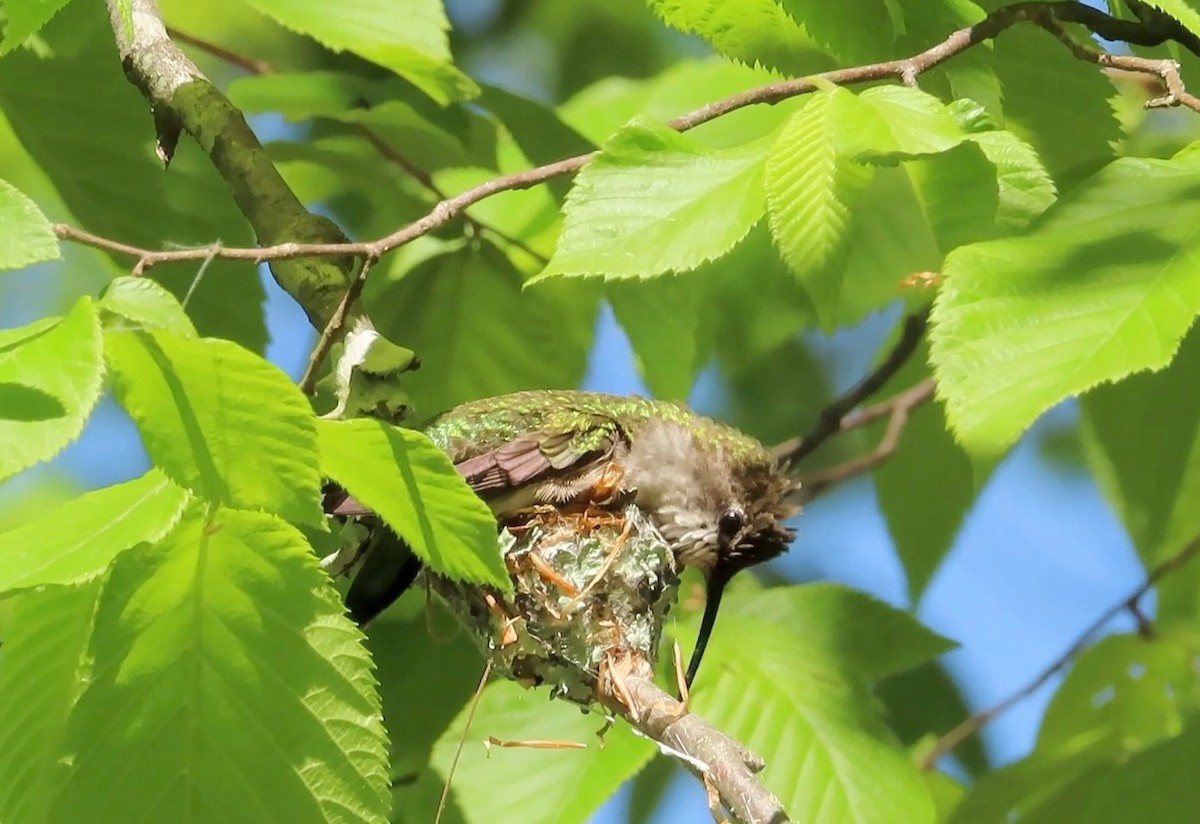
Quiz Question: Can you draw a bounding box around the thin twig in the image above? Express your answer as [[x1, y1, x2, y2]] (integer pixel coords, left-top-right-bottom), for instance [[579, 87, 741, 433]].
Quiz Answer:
[[354, 126, 550, 264], [1032, 13, 1200, 112], [64, 2, 1200, 273], [298, 255, 377, 394], [166, 25, 550, 264], [166, 26, 273, 75], [435, 659, 493, 824], [921, 532, 1200, 770], [795, 378, 936, 501], [772, 310, 930, 469]]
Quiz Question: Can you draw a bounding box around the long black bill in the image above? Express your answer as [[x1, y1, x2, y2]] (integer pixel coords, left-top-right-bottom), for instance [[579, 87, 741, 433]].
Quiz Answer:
[[684, 566, 734, 687]]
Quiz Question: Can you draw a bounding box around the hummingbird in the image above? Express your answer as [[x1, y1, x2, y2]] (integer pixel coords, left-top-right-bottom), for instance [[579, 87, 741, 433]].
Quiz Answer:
[[328, 389, 800, 685]]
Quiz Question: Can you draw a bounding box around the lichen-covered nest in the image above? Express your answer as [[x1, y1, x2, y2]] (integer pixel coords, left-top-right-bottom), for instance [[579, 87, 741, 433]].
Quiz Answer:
[[428, 505, 679, 708]]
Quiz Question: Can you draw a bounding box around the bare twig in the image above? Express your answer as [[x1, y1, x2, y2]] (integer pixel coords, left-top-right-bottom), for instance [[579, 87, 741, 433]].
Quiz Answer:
[[921, 532, 1200, 770], [298, 255, 378, 394], [600, 664, 788, 824], [167, 26, 273, 75], [772, 310, 931, 469], [167, 25, 550, 264], [436, 659, 493, 824], [1032, 13, 1200, 112], [795, 378, 937, 501], [70, 2, 1200, 277]]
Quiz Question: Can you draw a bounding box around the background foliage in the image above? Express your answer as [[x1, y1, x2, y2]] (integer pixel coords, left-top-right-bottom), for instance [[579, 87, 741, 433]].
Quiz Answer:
[[3, 0, 1200, 821]]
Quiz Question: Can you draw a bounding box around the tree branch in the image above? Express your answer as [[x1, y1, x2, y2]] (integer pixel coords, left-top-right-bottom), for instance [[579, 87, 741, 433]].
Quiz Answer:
[[72, 1, 1200, 291], [921, 531, 1200, 770], [600, 666, 788, 824], [104, 0, 353, 330], [168, 25, 551, 264], [771, 310, 931, 470], [794, 378, 937, 502]]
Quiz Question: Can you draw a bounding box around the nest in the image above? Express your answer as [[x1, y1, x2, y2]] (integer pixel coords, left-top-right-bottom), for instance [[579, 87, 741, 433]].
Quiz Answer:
[[427, 505, 679, 708]]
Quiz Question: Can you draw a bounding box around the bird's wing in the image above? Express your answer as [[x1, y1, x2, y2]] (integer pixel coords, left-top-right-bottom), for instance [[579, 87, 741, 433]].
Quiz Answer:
[[453, 421, 622, 499], [323, 419, 624, 515]]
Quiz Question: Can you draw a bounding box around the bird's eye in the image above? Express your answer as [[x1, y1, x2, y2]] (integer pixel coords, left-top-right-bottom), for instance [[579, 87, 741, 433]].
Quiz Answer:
[[718, 507, 745, 537]]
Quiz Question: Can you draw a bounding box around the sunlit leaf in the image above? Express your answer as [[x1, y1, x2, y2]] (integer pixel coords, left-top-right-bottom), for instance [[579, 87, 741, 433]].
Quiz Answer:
[[0, 297, 103, 483], [0, 0, 74, 55], [931, 153, 1200, 453], [98, 276, 196, 337], [537, 118, 768, 281], [316, 418, 509, 589], [644, 0, 833, 75], [0, 470, 188, 595], [238, 0, 478, 104], [0, 178, 59, 269], [47, 506, 391, 822], [832, 85, 967, 163], [685, 583, 952, 822], [104, 329, 322, 525], [776, 0, 902, 62], [0, 2, 267, 350], [403, 680, 656, 823], [366, 240, 596, 416], [0, 581, 102, 824], [765, 89, 874, 316]]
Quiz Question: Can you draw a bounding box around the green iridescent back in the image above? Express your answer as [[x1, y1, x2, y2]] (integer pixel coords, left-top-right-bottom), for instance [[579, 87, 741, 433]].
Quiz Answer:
[[422, 390, 768, 466]]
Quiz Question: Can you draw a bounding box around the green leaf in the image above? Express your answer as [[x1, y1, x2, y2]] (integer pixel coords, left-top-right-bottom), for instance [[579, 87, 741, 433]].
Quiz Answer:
[[930, 154, 1200, 453], [966, 129, 1057, 232], [0, 2, 266, 350], [0, 297, 103, 483], [98, 276, 196, 337], [0, 581, 102, 824], [906, 142, 999, 252], [560, 59, 804, 151], [477, 83, 594, 202], [0, 178, 60, 269], [765, 90, 874, 314], [365, 599, 483, 781], [643, 0, 834, 76], [0, 0, 75, 55], [237, 0, 477, 104], [336, 100, 498, 173], [316, 418, 509, 589], [832, 86, 968, 163], [954, 699, 1200, 824], [366, 240, 596, 416], [104, 329, 322, 525], [0, 470, 188, 595], [986, 24, 1118, 188], [776, 0, 902, 62], [878, 661, 989, 776], [47, 506, 391, 822], [897, 1, 1000, 117], [607, 273, 708, 400], [708, 221, 818, 372], [402, 679, 656, 823], [1139, 2, 1200, 39], [1037, 632, 1200, 758], [808, 165, 941, 328], [873, 336, 987, 597], [948, 744, 1106, 824], [537, 118, 767, 281], [686, 583, 952, 822], [1020, 720, 1200, 824], [227, 70, 376, 120], [1081, 321, 1200, 568]]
